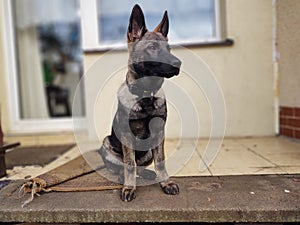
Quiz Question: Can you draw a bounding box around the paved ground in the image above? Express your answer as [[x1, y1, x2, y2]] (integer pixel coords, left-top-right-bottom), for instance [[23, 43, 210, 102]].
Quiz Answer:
[[0, 174, 299, 223], [2, 136, 300, 180], [1, 135, 299, 223]]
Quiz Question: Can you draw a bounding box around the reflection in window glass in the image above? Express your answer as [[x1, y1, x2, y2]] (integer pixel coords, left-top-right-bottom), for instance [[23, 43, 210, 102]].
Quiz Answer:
[[13, 0, 84, 119], [97, 0, 215, 45]]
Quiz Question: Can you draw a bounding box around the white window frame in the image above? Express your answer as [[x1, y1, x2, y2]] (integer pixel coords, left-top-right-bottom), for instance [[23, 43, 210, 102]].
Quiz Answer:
[[1, 0, 86, 134], [80, 0, 227, 51]]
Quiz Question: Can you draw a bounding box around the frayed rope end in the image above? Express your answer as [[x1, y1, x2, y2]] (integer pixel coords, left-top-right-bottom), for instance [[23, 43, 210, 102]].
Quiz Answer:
[[19, 178, 49, 208]]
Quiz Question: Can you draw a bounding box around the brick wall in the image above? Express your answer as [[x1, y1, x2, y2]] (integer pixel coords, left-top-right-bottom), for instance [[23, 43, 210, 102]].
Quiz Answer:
[[280, 106, 300, 139]]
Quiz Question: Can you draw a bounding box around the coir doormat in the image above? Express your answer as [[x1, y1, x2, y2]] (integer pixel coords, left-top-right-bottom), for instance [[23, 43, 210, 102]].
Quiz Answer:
[[5, 144, 75, 169]]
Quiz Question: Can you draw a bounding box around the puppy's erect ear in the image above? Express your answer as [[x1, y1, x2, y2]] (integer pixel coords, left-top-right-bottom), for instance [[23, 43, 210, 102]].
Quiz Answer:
[[154, 11, 169, 38], [127, 4, 147, 42]]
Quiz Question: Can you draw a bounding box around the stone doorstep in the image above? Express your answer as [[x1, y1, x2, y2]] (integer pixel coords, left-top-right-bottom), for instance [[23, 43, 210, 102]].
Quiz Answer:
[[0, 174, 299, 223]]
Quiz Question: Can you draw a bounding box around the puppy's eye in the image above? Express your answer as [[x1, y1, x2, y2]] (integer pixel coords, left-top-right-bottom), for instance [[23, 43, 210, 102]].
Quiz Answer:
[[148, 45, 157, 51]]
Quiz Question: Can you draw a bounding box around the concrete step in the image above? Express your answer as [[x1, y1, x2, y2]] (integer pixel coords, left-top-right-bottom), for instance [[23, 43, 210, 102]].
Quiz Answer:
[[0, 174, 299, 223]]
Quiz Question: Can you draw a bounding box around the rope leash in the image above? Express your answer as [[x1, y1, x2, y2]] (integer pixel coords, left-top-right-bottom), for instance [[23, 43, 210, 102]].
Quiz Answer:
[[19, 177, 123, 208]]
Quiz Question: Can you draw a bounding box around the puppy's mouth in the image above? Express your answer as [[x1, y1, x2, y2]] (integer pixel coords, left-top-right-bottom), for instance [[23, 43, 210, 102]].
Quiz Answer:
[[162, 67, 180, 78], [158, 63, 181, 78], [134, 61, 181, 78]]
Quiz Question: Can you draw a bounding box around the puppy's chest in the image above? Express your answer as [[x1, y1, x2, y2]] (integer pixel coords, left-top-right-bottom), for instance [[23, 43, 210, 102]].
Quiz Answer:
[[118, 83, 167, 120], [129, 97, 166, 120]]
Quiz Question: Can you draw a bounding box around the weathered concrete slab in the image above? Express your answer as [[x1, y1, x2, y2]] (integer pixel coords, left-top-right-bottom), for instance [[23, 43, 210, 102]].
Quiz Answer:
[[0, 175, 299, 223]]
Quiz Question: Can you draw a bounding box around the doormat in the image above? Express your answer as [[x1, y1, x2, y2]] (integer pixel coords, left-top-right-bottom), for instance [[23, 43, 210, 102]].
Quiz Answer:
[[5, 144, 75, 169]]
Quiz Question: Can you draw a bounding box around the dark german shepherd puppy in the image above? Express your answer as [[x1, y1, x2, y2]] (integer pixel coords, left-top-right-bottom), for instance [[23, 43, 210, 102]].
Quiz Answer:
[[99, 4, 181, 202]]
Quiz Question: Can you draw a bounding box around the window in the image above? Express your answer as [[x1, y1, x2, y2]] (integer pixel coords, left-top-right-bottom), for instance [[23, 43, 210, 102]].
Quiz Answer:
[[81, 0, 227, 51]]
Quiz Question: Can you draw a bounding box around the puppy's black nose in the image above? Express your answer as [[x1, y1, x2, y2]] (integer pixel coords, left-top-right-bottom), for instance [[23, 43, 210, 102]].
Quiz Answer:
[[170, 57, 181, 68]]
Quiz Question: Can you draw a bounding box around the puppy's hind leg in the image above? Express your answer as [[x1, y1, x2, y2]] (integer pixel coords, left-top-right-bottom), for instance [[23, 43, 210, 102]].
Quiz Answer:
[[136, 151, 156, 180], [99, 136, 123, 177]]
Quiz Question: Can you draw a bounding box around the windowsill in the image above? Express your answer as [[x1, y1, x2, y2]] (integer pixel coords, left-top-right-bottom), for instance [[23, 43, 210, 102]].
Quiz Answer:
[[83, 38, 234, 54], [181, 38, 234, 49]]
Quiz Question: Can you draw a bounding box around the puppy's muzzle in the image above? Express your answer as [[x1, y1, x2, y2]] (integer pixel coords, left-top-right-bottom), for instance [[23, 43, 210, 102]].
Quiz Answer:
[[161, 55, 181, 78]]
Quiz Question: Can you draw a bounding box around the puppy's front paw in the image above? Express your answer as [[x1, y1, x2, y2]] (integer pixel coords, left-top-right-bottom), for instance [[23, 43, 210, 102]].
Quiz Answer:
[[160, 181, 179, 195], [120, 186, 136, 202]]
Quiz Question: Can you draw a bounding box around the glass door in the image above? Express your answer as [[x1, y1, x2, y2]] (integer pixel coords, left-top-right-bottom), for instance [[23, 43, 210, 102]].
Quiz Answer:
[[13, 0, 85, 120]]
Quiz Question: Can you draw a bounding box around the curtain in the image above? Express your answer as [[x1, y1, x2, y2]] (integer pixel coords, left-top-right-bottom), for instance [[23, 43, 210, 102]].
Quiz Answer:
[[16, 26, 49, 118]]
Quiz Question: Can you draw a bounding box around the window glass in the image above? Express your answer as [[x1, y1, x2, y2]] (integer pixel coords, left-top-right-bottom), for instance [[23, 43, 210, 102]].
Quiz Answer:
[[97, 0, 216, 46], [13, 0, 85, 119]]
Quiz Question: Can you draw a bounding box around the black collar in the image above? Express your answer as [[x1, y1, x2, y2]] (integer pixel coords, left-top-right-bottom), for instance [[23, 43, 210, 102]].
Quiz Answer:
[[126, 80, 156, 98]]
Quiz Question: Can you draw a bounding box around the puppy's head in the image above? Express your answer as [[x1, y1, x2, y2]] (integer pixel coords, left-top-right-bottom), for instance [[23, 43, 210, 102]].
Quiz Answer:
[[127, 4, 181, 79]]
